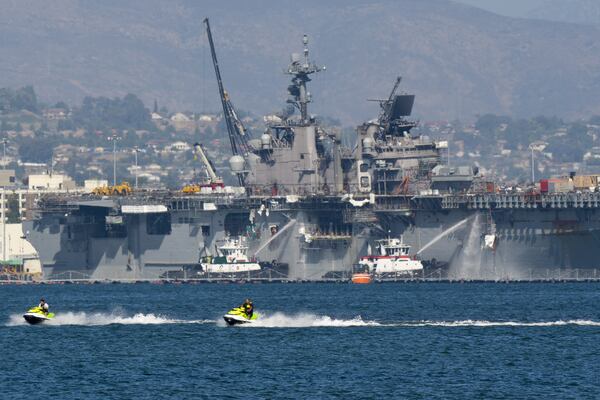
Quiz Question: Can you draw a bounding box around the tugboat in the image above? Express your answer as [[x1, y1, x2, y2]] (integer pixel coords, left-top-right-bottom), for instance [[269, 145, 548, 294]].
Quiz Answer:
[[358, 237, 423, 275], [200, 236, 261, 274]]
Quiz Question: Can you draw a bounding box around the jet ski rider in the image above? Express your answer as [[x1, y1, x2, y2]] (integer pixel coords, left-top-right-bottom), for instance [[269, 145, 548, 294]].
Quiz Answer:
[[38, 298, 49, 315], [242, 298, 253, 318]]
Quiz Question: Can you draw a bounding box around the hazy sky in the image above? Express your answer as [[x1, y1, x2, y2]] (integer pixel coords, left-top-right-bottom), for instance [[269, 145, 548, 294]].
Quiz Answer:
[[453, 0, 547, 18]]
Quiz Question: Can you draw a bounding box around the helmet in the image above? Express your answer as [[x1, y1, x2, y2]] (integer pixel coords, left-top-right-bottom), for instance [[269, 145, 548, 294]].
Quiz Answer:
[[40, 298, 45, 302]]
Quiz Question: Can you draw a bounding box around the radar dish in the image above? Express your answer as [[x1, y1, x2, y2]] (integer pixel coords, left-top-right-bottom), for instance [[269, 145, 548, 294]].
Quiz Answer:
[[390, 95, 415, 118]]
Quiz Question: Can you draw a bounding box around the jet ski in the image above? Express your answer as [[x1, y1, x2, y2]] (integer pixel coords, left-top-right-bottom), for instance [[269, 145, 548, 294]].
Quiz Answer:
[[223, 307, 259, 326], [23, 306, 55, 325]]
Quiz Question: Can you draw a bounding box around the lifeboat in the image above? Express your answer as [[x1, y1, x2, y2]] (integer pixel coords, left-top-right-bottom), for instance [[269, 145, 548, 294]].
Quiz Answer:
[[351, 272, 372, 284]]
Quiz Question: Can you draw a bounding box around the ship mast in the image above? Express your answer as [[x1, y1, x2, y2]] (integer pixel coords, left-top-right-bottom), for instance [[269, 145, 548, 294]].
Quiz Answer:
[[285, 35, 325, 124]]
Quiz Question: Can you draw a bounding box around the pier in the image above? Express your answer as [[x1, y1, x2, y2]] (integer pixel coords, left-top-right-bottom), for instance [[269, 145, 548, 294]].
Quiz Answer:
[[3, 267, 600, 284]]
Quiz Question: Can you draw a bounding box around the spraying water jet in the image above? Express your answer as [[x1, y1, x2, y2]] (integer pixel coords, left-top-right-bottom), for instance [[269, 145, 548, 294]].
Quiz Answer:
[[416, 216, 473, 256]]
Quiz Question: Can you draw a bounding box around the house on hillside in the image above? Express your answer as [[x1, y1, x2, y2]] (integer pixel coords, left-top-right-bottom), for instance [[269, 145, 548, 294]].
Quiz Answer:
[[198, 114, 217, 122], [170, 141, 191, 152], [170, 113, 191, 122], [42, 108, 69, 120]]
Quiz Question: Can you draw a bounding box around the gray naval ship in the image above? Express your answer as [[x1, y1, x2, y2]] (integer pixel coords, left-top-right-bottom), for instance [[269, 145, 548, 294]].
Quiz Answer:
[[24, 26, 600, 281]]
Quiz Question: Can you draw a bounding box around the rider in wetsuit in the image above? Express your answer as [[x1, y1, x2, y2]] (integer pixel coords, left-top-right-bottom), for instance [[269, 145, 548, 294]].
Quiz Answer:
[[241, 298, 253, 318]]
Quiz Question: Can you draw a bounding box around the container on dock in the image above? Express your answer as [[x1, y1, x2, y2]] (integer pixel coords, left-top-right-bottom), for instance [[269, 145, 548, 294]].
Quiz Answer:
[[573, 175, 598, 189], [540, 178, 574, 193], [548, 179, 574, 193]]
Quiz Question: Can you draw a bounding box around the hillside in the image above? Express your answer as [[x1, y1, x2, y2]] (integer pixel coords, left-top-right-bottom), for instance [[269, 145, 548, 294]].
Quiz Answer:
[[2, 0, 600, 123], [527, 0, 600, 25]]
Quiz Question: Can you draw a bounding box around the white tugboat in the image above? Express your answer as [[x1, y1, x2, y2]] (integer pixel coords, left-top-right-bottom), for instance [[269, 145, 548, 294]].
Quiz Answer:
[[201, 236, 261, 273], [358, 237, 423, 275]]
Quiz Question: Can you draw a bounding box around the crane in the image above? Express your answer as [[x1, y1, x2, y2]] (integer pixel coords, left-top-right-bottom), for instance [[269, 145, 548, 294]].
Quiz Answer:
[[194, 142, 223, 187], [183, 143, 224, 193], [204, 17, 249, 186]]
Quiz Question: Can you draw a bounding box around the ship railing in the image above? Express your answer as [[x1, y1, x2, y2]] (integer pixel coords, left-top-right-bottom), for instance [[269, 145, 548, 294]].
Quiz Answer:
[[5, 266, 600, 283], [441, 191, 600, 209], [159, 265, 289, 282], [45, 270, 93, 281], [246, 183, 427, 199]]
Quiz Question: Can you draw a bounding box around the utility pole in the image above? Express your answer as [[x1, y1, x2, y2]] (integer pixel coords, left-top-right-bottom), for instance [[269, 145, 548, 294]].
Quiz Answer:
[[1, 138, 7, 170], [1, 187, 5, 262], [1, 139, 7, 262], [529, 144, 535, 184], [108, 135, 121, 186], [133, 146, 139, 189]]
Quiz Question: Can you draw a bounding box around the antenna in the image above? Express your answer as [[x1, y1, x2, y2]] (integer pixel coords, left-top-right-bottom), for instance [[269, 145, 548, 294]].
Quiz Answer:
[[303, 34, 309, 65], [285, 34, 325, 124]]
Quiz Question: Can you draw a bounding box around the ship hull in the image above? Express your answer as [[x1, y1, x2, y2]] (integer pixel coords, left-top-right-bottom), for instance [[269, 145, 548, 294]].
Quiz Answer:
[[24, 198, 600, 281]]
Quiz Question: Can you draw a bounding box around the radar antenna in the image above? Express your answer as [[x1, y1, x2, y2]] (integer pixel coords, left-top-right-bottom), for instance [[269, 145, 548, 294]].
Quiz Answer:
[[369, 77, 417, 136], [378, 76, 402, 126]]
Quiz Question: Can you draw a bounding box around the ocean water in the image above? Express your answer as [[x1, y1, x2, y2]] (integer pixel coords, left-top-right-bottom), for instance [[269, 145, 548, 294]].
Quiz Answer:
[[2, 282, 599, 399]]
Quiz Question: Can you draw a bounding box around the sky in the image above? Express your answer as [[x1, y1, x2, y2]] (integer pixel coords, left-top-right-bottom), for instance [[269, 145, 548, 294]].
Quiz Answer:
[[453, 0, 547, 18]]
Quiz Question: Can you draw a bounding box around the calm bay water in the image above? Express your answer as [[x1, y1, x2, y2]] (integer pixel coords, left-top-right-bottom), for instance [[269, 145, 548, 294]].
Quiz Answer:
[[1, 282, 599, 399]]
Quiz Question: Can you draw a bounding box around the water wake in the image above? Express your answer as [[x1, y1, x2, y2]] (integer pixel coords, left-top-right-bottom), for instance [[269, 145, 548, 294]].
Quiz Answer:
[[246, 312, 381, 328], [6, 311, 212, 326], [398, 319, 600, 327], [8, 311, 598, 329]]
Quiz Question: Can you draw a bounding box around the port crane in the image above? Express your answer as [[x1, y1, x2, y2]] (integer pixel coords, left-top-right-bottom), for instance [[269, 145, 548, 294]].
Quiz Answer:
[[204, 17, 250, 186]]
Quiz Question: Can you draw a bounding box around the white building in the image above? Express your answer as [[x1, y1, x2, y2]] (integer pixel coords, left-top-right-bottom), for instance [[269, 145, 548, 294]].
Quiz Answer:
[[0, 223, 42, 274], [84, 179, 109, 192], [170, 141, 192, 152], [170, 112, 191, 122], [198, 114, 216, 122], [28, 174, 76, 191], [0, 170, 16, 187]]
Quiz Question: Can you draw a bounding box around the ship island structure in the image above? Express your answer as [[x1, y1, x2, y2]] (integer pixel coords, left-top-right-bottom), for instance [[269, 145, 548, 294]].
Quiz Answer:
[[18, 21, 600, 282]]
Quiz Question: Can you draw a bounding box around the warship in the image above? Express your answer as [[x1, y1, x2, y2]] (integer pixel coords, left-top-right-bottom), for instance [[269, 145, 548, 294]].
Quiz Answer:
[[24, 21, 600, 281]]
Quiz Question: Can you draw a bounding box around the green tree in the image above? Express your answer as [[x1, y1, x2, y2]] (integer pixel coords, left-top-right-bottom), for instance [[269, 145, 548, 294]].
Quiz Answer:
[[6, 194, 21, 223], [0, 86, 39, 112], [18, 136, 57, 163], [53, 101, 69, 109], [13, 86, 39, 113], [57, 119, 75, 131], [475, 114, 512, 135], [73, 94, 154, 132]]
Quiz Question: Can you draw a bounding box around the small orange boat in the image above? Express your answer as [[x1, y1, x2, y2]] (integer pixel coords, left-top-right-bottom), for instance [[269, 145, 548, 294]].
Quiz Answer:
[[351, 272, 372, 284]]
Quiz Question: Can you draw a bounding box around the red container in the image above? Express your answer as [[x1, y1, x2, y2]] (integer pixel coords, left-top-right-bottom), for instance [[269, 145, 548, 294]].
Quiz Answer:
[[540, 179, 549, 193]]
